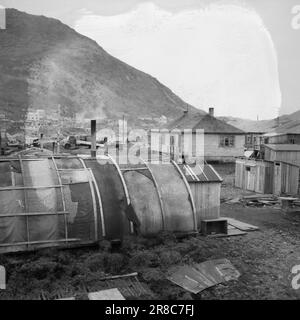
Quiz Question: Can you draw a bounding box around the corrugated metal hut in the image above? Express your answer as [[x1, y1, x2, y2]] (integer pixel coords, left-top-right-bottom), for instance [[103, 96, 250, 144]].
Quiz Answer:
[[1, 154, 220, 253], [0, 156, 97, 253], [263, 144, 300, 166], [120, 160, 197, 235]]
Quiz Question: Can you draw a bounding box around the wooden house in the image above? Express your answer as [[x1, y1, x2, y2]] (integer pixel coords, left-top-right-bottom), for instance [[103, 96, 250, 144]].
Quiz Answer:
[[245, 132, 265, 151], [263, 144, 300, 166], [235, 158, 300, 196], [262, 120, 300, 145], [150, 108, 245, 163]]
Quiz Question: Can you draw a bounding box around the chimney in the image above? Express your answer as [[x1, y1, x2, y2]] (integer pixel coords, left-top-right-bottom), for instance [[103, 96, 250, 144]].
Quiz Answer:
[[91, 120, 97, 158], [184, 105, 189, 114], [209, 108, 214, 117]]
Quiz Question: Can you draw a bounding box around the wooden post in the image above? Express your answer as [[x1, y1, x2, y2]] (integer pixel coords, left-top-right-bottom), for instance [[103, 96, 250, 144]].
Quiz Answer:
[[0, 128, 6, 155], [91, 120, 96, 158]]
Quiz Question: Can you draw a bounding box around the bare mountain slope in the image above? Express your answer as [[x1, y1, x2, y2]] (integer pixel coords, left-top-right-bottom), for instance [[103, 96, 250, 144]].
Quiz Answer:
[[0, 9, 201, 126], [218, 111, 300, 133]]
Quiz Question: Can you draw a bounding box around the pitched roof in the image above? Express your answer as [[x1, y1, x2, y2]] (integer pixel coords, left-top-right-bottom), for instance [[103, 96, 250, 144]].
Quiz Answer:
[[178, 164, 223, 183], [268, 120, 300, 135], [264, 144, 300, 151], [167, 112, 244, 134]]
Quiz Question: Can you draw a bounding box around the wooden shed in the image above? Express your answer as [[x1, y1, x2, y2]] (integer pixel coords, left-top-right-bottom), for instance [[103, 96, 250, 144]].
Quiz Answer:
[[263, 144, 300, 166], [177, 163, 223, 228], [235, 158, 300, 196]]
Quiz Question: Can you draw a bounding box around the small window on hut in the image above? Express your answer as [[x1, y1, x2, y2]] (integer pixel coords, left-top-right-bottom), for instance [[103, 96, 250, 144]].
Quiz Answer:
[[220, 135, 235, 147], [246, 166, 251, 171]]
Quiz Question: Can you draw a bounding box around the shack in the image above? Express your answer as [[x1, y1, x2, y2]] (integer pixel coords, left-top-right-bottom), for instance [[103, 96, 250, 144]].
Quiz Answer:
[[177, 163, 223, 227], [263, 144, 300, 166], [235, 158, 300, 196]]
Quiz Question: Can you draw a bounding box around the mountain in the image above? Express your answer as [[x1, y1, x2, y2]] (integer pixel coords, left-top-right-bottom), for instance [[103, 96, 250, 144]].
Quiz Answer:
[[219, 110, 300, 133], [0, 9, 201, 130]]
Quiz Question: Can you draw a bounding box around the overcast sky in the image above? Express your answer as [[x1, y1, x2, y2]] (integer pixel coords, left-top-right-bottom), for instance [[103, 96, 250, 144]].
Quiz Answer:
[[2, 0, 300, 120]]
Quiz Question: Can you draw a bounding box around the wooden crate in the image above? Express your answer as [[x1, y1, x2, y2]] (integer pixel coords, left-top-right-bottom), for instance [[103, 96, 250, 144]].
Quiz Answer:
[[201, 219, 228, 236]]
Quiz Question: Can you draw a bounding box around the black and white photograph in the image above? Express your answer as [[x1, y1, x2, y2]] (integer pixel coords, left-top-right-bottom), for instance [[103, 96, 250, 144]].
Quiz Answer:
[[0, 0, 300, 306]]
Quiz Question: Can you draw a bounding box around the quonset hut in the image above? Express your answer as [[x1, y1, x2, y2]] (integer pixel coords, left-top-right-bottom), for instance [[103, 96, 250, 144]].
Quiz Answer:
[[0, 154, 222, 254]]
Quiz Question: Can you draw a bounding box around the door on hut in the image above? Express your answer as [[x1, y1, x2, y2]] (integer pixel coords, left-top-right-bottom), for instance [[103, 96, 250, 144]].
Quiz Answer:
[[273, 162, 281, 195], [246, 165, 255, 191]]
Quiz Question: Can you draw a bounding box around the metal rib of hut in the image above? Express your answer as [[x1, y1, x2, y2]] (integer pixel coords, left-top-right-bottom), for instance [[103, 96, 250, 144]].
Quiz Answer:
[[120, 160, 198, 235], [83, 155, 132, 240], [0, 156, 98, 253]]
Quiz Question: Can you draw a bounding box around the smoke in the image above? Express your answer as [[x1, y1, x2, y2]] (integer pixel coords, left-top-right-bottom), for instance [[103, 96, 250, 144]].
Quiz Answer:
[[75, 2, 281, 120]]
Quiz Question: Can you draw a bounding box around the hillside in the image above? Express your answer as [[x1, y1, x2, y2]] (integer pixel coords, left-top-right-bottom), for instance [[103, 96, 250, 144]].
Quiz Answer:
[[0, 9, 201, 129], [219, 111, 300, 133]]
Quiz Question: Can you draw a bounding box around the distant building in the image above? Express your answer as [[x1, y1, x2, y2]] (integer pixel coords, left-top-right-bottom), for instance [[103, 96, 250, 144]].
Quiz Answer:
[[263, 132, 300, 145], [26, 108, 46, 122], [151, 108, 245, 163], [262, 144, 300, 165], [245, 132, 265, 150], [262, 120, 300, 145]]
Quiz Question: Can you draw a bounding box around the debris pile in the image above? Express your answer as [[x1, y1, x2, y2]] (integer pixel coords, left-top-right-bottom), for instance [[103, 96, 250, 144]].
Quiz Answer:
[[167, 259, 240, 294], [241, 194, 280, 207], [224, 194, 280, 208]]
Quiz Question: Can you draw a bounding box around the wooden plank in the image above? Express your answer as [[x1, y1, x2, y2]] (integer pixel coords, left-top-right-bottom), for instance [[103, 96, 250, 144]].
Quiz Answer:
[[224, 217, 259, 231], [98, 272, 138, 281], [88, 288, 125, 300], [120, 167, 148, 171], [0, 238, 81, 248], [0, 185, 64, 191], [0, 211, 69, 218]]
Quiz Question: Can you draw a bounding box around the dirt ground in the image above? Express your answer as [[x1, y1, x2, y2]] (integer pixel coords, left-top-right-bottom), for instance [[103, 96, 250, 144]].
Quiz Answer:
[[0, 163, 299, 300]]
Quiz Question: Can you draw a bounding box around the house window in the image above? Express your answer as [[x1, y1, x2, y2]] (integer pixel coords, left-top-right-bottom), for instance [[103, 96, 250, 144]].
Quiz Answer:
[[220, 135, 235, 147]]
